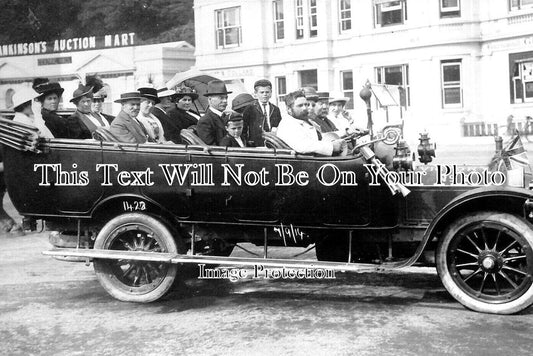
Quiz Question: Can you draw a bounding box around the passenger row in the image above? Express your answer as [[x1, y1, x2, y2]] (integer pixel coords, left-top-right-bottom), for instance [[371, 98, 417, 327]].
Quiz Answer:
[[10, 77, 362, 156]]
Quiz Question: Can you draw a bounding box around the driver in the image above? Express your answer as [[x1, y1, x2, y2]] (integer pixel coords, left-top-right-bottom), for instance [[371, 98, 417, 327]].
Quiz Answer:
[[276, 90, 345, 156]]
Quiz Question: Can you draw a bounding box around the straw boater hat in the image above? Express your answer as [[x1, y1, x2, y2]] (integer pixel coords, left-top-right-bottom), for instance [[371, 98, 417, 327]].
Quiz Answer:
[[300, 87, 319, 102], [34, 81, 64, 99], [12, 88, 40, 110], [175, 86, 199, 100], [138, 87, 160, 104], [204, 80, 232, 96], [114, 91, 142, 103], [328, 92, 350, 104], [232, 93, 255, 111], [70, 84, 94, 103], [157, 87, 177, 99]]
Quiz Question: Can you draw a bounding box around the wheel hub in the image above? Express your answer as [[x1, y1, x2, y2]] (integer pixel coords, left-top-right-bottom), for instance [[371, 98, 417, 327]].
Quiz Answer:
[[478, 251, 503, 273]]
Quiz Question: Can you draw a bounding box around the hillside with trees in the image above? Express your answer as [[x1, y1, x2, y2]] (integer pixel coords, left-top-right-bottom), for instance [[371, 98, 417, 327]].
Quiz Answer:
[[0, 0, 195, 45]]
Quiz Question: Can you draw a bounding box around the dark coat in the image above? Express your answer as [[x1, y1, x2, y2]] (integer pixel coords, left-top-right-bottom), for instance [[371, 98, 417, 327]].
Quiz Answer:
[[68, 111, 111, 139], [151, 106, 180, 143], [310, 116, 338, 133], [163, 105, 199, 143], [41, 109, 69, 138], [109, 110, 147, 144], [242, 100, 282, 146], [220, 135, 246, 147], [197, 108, 226, 146]]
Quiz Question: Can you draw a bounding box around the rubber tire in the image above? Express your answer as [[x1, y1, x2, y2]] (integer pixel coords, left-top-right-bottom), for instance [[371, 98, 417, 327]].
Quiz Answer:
[[93, 213, 179, 303], [436, 211, 533, 314]]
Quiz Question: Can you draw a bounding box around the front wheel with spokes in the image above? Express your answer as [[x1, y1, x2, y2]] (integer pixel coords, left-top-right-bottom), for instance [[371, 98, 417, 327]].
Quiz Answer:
[[93, 213, 182, 302], [436, 211, 533, 314]]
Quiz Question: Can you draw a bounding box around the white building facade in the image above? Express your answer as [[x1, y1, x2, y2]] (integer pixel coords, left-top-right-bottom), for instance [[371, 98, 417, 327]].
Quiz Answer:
[[0, 33, 195, 114], [194, 0, 533, 142]]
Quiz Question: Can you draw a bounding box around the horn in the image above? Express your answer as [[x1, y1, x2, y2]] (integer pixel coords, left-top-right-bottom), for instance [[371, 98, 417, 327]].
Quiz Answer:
[[359, 146, 411, 197]]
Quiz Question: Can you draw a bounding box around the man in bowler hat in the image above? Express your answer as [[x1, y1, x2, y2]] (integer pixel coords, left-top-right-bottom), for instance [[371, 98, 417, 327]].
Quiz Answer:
[[109, 92, 149, 143], [242, 79, 282, 146], [196, 80, 232, 145]]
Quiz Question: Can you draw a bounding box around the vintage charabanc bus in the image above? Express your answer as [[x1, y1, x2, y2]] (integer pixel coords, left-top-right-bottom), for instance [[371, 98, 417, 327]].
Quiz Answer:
[[1, 114, 533, 315]]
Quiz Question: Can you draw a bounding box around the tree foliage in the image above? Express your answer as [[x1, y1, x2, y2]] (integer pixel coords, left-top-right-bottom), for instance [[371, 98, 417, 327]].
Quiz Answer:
[[0, 0, 195, 44]]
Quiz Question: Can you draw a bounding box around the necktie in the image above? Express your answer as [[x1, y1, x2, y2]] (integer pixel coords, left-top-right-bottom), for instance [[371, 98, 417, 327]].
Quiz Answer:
[[262, 104, 270, 132]]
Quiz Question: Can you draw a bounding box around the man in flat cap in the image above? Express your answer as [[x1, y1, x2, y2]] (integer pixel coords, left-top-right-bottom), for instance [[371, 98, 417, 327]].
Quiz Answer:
[[109, 92, 150, 143], [196, 80, 232, 145], [242, 79, 282, 146]]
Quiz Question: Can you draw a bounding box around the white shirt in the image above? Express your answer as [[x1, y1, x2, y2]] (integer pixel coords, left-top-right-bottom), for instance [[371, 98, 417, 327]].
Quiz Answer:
[[137, 113, 165, 143], [276, 113, 334, 156], [235, 136, 245, 147], [92, 112, 110, 128], [13, 112, 54, 138]]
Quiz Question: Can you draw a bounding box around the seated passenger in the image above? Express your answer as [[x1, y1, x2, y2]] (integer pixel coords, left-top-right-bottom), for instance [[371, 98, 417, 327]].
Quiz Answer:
[[328, 93, 356, 134], [232, 93, 255, 114], [109, 92, 151, 143], [166, 86, 201, 142], [12, 88, 54, 138], [68, 84, 109, 139], [151, 88, 179, 143], [276, 90, 345, 156], [197, 80, 232, 145], [33, 81, 70, 138], [136, 87, 167, 143], [310, 92, 338, 134], [220, 112, 246, 148], [91, 91, 114, 124]]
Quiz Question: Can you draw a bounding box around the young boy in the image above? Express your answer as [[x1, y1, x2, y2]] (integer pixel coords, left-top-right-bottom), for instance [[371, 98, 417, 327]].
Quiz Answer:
[[242, 79, 282, 146], [220, 112, 246, 147]]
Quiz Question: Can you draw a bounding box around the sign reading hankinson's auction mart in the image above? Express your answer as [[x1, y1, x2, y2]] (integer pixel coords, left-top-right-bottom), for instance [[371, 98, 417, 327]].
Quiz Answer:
[[0, 33, 136, 57]]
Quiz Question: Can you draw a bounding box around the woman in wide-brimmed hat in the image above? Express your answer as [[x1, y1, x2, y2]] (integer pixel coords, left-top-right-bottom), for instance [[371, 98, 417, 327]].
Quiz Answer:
[[12, 87, 54, 138], [33, 80, 70, 138], [167, 86, 201, 138]]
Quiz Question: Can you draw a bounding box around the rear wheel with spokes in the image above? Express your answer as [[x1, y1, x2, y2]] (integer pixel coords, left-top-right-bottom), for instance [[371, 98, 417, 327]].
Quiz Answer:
[[436, 211, 533, 314]]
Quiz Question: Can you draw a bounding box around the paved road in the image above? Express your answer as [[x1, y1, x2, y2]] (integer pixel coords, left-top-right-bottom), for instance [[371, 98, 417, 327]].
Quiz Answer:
[[1, 232, 532, 356]]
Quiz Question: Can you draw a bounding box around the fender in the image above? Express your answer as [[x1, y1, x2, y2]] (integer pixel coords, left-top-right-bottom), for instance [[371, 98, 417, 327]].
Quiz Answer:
[[90, 193, 179, 227], [395, 186, 533, 268]]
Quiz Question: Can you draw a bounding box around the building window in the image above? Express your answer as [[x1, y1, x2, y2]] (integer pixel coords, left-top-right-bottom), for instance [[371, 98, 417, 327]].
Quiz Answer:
[[308, 0, 318, 37], [510, 51, 533, 104], [273, 0, 285, 42], [341, 71, 354, 110], [339, 0, 352, 32], [375, 64, 410, 107], [440, 0, 460, 18], [295, 0, 317, 39], [215, 7, 241, 49], [5, 88, 14, 109], [441, 60, 462, 108], [374, 0, 407, 27], [276, 76, 287, 103], [510, 0, 533, 11], [299, 69, 318, 89]]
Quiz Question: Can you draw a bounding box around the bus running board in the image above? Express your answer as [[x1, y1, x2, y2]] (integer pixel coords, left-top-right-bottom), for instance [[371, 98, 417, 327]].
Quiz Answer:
[[42, 248, 397, 273]]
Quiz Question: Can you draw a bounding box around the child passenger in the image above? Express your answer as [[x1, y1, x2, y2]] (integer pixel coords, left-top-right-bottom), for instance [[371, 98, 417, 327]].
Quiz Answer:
[[220, 112, 247, 147]]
